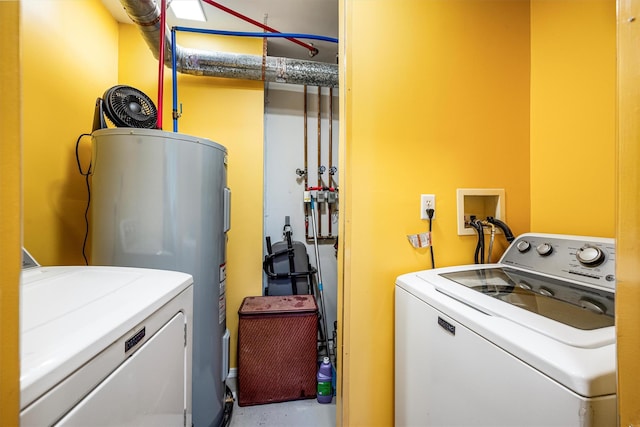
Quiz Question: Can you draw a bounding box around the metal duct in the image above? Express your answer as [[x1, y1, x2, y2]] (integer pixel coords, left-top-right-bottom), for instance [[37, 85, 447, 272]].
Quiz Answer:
[[119, 0, 339, 87]]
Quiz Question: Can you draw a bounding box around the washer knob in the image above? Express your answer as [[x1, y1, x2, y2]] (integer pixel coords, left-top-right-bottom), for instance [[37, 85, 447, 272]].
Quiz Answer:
[[518, 281, 532, 291], [516, 240, 531, 253], [576, 245, 606, 267], [536, 243, 553, 256], [539, 287, 554, 297], [579, 298, 606, 315]]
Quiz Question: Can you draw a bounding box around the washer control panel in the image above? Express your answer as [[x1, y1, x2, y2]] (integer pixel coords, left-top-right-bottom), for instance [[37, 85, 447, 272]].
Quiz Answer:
[[500, 233, 616, 290]]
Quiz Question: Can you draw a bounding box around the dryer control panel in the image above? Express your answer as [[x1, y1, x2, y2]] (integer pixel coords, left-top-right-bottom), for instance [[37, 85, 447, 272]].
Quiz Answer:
[[500, 233, 616, 291]]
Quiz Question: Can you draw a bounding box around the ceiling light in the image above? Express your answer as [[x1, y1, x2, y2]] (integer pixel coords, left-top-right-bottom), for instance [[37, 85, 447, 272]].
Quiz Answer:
[[169, 0, 207, 22]]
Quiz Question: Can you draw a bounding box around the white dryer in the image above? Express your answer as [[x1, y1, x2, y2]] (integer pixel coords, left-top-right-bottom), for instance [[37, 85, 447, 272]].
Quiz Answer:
[[395, 233, 617, 426], [20, 264, 193, 426]]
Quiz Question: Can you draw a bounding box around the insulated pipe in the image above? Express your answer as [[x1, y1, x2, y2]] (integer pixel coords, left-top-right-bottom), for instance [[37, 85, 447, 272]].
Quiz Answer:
[[200, 0, 319, 56], [169, 26, 336, 132], [174, 27, 338, 44], [119, 0, 338, 87]]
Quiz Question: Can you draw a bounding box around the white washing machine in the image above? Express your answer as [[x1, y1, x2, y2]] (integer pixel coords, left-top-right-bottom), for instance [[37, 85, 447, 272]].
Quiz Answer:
[[395, 233, 617, 427], [20, 260, 193, 426]]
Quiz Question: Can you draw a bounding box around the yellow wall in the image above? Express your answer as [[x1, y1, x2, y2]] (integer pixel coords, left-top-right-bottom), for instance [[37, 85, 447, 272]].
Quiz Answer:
[[336, 3, 349, 424], [12, 1, 627, 426], [21, 0, 119, 266], [341, 1, 531, 425], [0, 1, 21, 424], [116, 25, 265, 370], [20, 0, 264, 372], [617, 0, 640, 422], [530, 0, 616, 236], [9, 1, 264, 420]]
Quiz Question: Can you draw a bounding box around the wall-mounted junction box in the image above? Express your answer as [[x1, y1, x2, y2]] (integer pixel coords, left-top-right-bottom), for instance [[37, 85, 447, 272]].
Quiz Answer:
[[456, 188, 506, 235]]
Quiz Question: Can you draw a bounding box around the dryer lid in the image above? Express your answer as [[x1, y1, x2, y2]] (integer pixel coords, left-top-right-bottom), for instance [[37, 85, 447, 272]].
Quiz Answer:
[[20, 266, 192, 409]]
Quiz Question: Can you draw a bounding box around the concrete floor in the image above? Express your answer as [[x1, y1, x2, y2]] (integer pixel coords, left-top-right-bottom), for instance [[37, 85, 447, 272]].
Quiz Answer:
[[227, 376, 336, 427]]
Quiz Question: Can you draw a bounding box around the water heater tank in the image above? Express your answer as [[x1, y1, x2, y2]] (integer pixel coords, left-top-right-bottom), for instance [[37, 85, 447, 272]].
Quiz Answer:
[[90, 128, 231, 427]]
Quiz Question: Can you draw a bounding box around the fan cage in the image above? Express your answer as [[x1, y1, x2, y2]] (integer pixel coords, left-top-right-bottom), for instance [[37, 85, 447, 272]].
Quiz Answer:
[[103, 85, 158, 129]]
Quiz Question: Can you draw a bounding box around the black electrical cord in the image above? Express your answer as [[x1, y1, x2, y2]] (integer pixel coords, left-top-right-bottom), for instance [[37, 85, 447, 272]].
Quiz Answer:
[[219, 384, 235, 427], [427, 208, 435, 269], [470, 218, 485, 264], [75, 133, 92, 265]]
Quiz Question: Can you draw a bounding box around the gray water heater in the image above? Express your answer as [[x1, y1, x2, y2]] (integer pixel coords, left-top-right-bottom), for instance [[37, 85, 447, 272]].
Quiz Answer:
[[90, 128, 231, 427]]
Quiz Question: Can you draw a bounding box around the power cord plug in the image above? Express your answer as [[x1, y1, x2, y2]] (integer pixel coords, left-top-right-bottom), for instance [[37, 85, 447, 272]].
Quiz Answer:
[[426, 208, 435, 269]]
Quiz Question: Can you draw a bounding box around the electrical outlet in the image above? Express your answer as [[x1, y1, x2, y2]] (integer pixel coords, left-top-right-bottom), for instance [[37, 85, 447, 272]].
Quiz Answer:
[[420, 194, 435, 220]]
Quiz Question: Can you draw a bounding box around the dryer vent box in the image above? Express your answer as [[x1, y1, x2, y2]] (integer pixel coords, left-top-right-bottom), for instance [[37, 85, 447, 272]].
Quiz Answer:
[[456, 188, 506, 235]]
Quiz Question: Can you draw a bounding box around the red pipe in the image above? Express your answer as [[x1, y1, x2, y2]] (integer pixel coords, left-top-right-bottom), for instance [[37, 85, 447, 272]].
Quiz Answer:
[[307, 186, 337, 192], [157, 0, 166, 129], [201, 0, 318, 56]]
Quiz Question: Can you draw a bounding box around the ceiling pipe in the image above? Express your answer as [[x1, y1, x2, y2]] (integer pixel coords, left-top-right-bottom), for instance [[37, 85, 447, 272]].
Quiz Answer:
[[200, 0, 319, 57], [119, 0, 338, 88]]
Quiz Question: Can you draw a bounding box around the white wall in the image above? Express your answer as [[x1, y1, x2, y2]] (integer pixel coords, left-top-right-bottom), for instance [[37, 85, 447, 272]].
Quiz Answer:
[[263, 82, 339, 353]]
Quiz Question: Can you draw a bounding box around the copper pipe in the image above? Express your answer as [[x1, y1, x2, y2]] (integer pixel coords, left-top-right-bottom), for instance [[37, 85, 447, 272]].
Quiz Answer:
[[317, 86, 322, 237], [328, 87, 333, 188], [304, 86, 310, 239], [328, 87, 333, 236], [304, 86, 308, 190]]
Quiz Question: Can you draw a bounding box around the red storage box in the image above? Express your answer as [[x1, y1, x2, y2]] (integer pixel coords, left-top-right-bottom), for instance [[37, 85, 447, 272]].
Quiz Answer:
[[237, 295, 318, 406]]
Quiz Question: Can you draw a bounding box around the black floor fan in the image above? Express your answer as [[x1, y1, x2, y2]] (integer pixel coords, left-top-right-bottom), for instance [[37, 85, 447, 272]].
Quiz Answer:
[[93, 85, 158, 131]]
